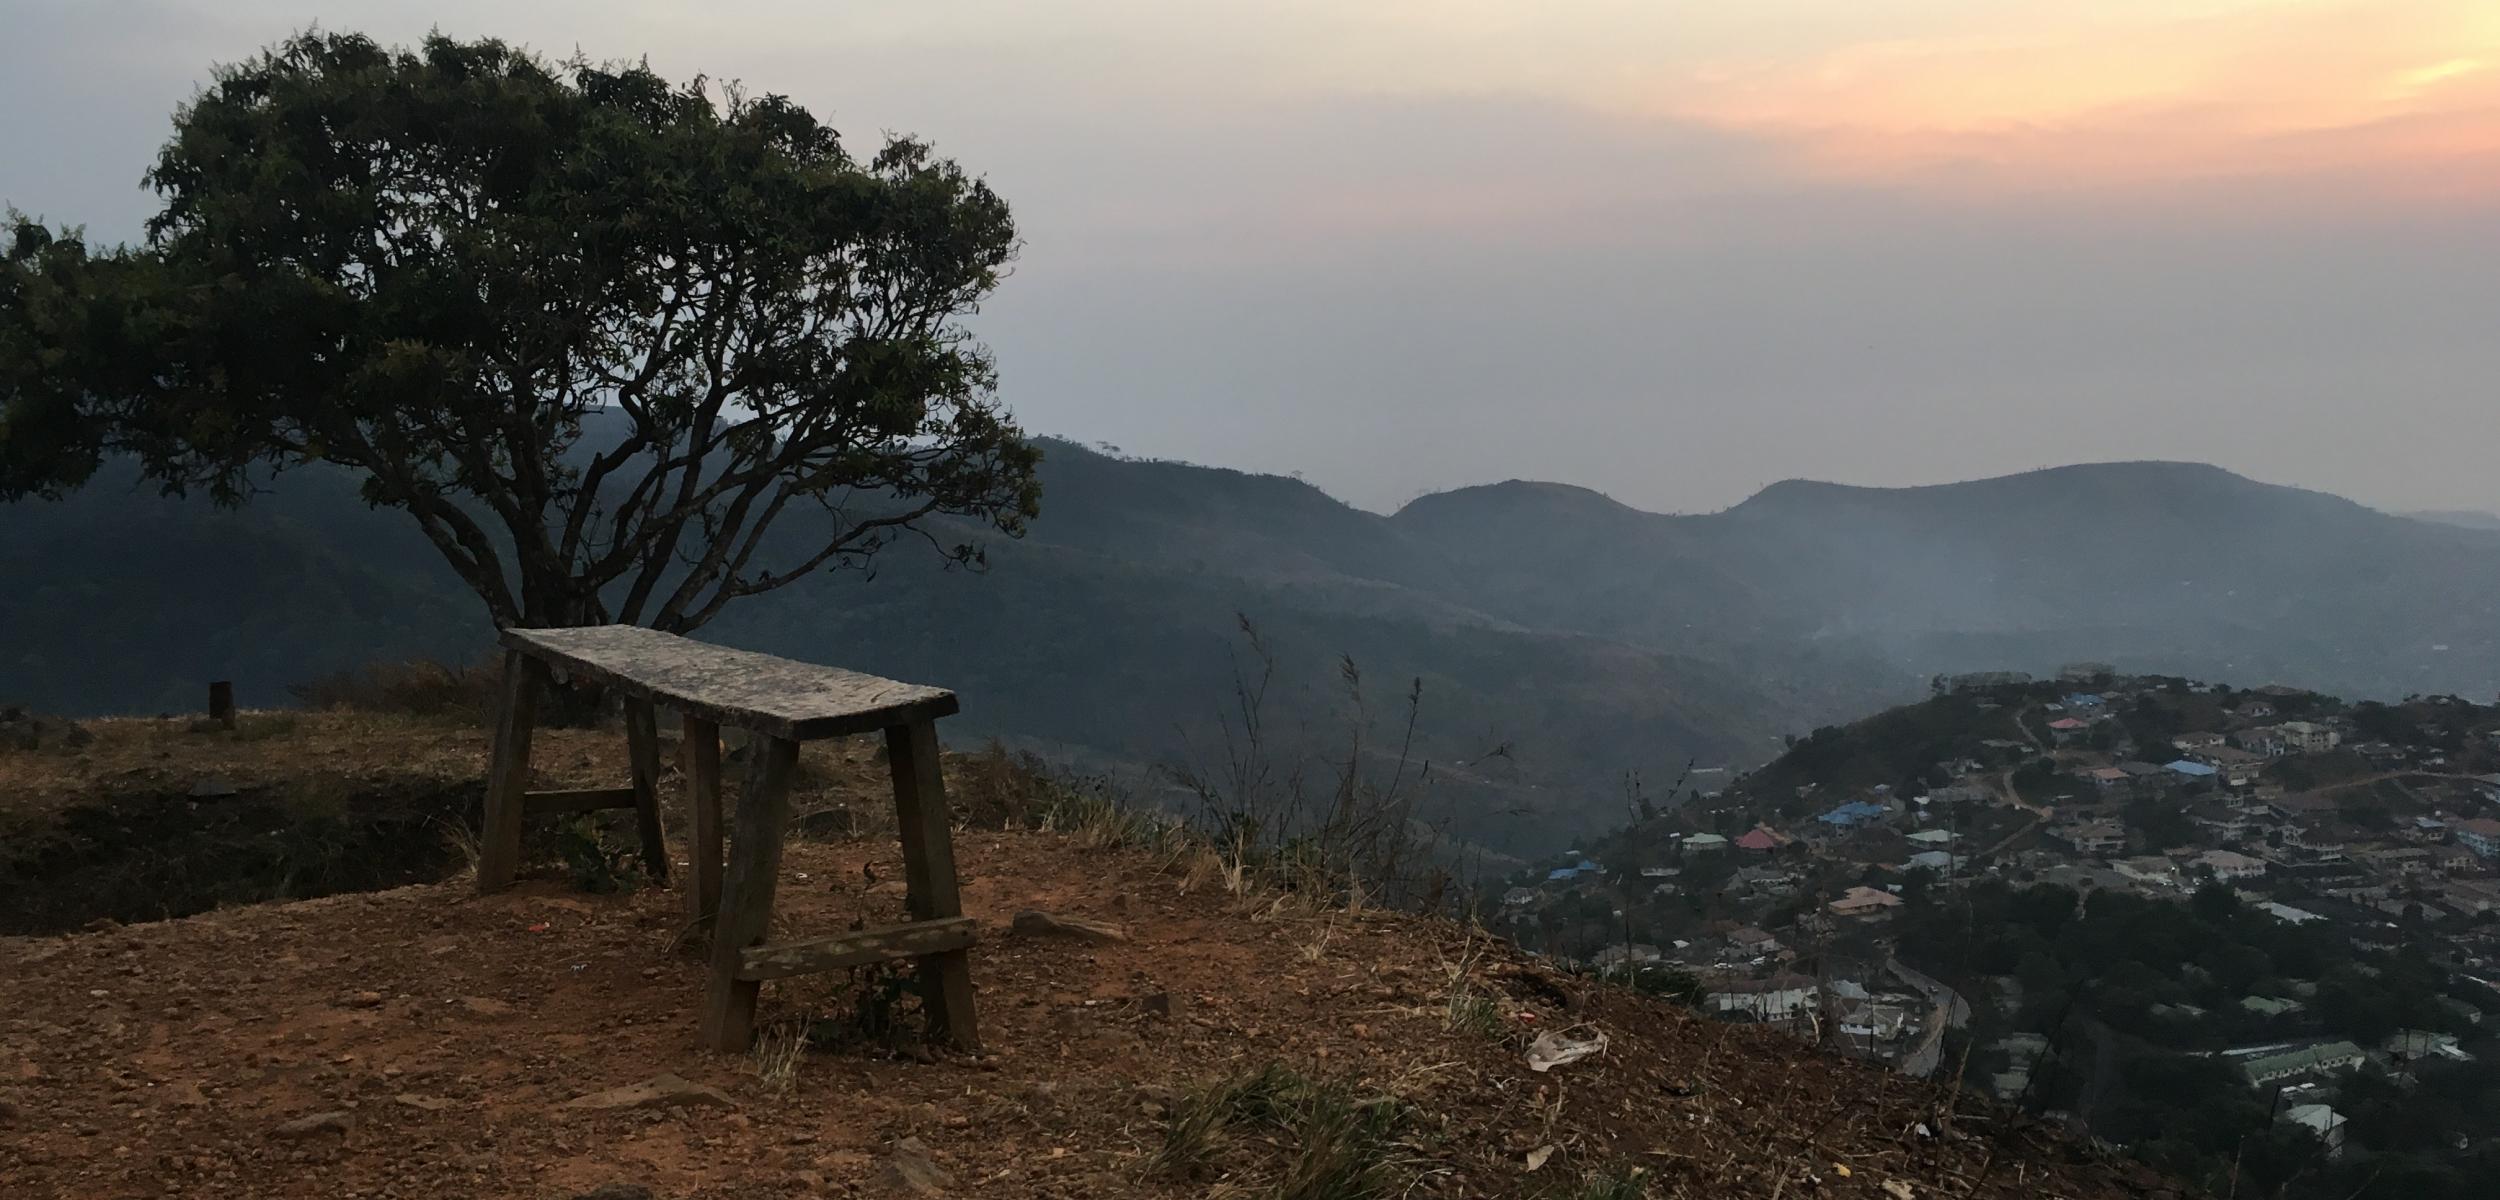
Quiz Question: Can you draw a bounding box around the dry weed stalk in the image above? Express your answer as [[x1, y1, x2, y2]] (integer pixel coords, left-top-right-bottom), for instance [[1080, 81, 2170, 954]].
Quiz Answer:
[[751, 1019, 807, 1094]]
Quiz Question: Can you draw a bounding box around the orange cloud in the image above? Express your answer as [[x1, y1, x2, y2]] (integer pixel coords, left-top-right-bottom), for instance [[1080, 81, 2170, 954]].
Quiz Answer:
[[1638, 1, 2500, 196]]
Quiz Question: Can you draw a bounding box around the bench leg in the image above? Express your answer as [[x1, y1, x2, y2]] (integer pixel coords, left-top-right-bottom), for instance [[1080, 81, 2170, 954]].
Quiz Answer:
[[681, 715, 724, 935], [477, 650, 544, 894], [888, 718, 980, 1051], [624, 697, 669, 884], [701, 735, 799, 1051]]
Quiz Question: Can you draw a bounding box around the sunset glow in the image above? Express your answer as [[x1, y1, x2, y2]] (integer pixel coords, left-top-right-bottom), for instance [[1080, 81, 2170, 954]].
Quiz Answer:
[[1642, 1, 2500, 190], [1229, 0, 2500, 196]]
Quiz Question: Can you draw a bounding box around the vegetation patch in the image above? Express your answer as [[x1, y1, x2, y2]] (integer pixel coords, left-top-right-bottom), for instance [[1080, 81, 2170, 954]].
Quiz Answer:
[[551, 813, 651, 895], [1152, 1061, 1419, 1200]]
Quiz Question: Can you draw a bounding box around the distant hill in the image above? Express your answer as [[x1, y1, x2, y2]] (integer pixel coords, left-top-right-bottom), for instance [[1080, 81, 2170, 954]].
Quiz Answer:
[[2408, 508, 2500, 532], [1397, 460, 2500, 701], [7, 446, 2499, 851]]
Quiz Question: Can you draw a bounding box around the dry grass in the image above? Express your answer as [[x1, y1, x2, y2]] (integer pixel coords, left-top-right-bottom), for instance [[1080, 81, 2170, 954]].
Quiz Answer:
[[751, 1020, 809, 1095], [1436, 931, 1513, 1042], [1151, 1061, 1418, 1200], [288, 657, 503, 721], [1540, 1168, 1653, 1199]]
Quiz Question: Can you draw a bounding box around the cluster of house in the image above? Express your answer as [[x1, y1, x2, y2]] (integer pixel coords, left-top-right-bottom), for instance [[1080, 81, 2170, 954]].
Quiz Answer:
[[2178, 1032, 2475, 1157], [1497, 670, 2500, 1101], [1972, 1024, 2450, 1144], [1705, 966, 1958, 1073], [2036, 771, 2500, 947]]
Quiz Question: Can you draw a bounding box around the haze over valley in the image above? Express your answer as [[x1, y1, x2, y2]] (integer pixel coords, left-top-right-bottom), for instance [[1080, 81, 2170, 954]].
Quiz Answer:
[[11, 442, 2497, 851]]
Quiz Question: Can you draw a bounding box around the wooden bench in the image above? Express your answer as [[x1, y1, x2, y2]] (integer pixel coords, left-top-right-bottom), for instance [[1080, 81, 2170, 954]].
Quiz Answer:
[[476, 625, 977, 1052]]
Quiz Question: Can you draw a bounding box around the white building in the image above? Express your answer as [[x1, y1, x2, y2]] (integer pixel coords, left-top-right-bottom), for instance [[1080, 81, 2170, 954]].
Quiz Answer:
[[2456, 818, 2500, 860], [2277, 721, 2341, 754], [2197, 849, 2268, 882], [2286, 1104, 2348, 1158], [1708, 977, 1820, 1025]]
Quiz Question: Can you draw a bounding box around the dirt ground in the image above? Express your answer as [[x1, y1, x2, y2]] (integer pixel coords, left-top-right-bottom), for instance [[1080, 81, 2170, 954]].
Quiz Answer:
[[0, 719, 2187, 1199]]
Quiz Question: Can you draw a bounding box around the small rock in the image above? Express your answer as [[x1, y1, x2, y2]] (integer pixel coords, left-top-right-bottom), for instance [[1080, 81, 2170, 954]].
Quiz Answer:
[[270, 1111, 352, 1139], [561, 1073, 736, 1113], [875, 1136, 950, 1195], [1010, 910, 1127, 944], [188, 776, 239, 800], [456, 996, 516, 1020], [339, 991, 384, 1009], [794, 806, 856, 838], [1139, 992, 1174, 1018], [394, 1093, 453, 1112]]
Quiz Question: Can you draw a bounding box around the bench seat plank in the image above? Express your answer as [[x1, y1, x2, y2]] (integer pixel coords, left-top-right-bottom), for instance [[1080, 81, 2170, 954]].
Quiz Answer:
[[735, 916, 980, 981], [501, 625, 959, 740]]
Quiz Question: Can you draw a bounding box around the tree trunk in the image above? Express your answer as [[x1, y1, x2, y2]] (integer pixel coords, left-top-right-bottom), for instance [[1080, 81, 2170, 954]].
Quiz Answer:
[[513, 579, 616, 727]]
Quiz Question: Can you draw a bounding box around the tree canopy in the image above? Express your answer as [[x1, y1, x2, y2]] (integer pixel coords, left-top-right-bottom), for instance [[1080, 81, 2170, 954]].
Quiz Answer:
[[1, 31, 1038, 631]]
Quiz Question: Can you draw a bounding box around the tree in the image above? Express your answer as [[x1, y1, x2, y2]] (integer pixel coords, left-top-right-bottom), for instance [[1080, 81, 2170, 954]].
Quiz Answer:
[[1, 32, 1038, 633]]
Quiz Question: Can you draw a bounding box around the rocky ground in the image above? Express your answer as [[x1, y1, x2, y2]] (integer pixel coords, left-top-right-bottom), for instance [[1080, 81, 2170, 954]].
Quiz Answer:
[[0, 717, 2187, 1199]]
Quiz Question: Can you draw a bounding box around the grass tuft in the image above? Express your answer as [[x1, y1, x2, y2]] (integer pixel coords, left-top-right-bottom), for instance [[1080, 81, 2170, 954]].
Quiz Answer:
[[1438, 934, 1511, 1042], [751, 1020, 808, 1094], [1445, 989, 1508, 1041], [1152, 1061, 1415, 1200]]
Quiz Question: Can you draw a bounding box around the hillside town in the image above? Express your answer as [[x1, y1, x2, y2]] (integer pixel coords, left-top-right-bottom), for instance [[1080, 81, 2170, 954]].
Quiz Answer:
[[1492, 667, 2500, 1176]]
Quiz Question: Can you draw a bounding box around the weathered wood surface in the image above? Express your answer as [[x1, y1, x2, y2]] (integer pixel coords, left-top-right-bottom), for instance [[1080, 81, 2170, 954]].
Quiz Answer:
[[623, 697, 670, 882], [888, 718, 980, 1050], [500, 625, 958, 740], [700, 735, 801, 1051], [477, 651, 546, 893], [681, 715, 724, 934], [736, 917, 979, 981], [521, 786, 639, 816]]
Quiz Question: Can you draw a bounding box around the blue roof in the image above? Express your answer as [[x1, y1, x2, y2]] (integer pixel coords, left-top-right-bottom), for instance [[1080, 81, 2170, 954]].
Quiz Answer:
[[2166, 759, 2219, 777], [2065, 693, 2104, 706], [1818, 801, 1888, 826], [1546, 866, 1584, 881]]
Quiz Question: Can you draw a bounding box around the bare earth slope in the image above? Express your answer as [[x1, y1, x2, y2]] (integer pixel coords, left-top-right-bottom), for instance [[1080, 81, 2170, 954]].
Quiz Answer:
[[0, 719, 2178, 1199]]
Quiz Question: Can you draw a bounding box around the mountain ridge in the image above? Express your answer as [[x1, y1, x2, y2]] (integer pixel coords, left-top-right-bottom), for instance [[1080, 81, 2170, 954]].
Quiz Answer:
[[6, 441, 2497, 851]]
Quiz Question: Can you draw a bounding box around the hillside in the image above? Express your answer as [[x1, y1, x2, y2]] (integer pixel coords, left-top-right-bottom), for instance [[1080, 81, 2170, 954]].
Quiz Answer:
[[9, 446, 2500, 852], [0, 715, 2177, 1200], [1497, 672, 2500, 1199]]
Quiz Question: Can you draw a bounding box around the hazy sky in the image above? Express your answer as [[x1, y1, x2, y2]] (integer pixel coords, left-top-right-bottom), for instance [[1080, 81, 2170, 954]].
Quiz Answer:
[[5, 1, 2496, 514]]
